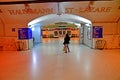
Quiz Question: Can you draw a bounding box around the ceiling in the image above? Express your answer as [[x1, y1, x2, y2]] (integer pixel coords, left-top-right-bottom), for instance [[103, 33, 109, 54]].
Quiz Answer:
[[28, 14, 92, 26], [0, 0, 113, 3], [0, 0, 119, 26]]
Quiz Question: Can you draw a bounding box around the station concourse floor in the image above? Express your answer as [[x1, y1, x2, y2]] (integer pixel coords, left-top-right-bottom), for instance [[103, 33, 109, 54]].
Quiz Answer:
[[0, 38, 120, 80]]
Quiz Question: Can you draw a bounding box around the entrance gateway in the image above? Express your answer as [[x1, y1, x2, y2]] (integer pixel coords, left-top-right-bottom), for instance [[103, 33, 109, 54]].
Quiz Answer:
[[28, 14, 93, 49]]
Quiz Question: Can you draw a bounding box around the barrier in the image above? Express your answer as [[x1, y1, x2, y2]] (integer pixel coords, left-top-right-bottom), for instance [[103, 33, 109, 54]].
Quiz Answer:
[[15, 41, 24, 51], [95, 40, 106, 50]]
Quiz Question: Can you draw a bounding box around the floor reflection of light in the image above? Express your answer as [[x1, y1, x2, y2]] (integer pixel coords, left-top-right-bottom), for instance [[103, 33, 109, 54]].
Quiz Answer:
[[84, 58, 91, 77], [31, 51, 38, 78], [76, 53, 81, 62], [33, 53, 37, 65]]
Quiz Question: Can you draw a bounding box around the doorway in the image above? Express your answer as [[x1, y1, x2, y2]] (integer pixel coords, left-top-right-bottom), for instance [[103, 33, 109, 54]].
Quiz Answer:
[[54, 30, 69, 38], [28, 14, 92, 49]]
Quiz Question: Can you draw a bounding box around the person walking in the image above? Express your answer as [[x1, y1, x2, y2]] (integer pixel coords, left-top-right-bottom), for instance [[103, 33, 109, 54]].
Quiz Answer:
[[63, 34, 70, 53]]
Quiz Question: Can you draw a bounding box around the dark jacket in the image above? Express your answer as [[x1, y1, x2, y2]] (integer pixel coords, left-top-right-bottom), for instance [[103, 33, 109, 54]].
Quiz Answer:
[[63, 34, 70, 44]]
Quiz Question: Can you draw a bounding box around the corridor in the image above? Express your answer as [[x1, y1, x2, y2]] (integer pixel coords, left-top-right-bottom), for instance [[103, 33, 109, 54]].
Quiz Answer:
[[0, 38, 120, 80]]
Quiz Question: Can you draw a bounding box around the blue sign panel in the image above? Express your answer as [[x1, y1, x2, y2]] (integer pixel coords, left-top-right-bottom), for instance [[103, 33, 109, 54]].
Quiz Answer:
[[18, 28, 32, 39], [93, 26, 103, 38]]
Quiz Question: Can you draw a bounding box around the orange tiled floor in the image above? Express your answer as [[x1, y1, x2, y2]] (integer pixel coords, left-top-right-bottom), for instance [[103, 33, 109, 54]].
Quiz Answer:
[[0, 38, 120, 80]]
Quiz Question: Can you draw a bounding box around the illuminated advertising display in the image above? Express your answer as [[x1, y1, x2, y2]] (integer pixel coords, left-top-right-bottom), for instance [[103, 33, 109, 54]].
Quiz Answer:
[[93, 26, 103, 38], [18, 28, 32, 39]]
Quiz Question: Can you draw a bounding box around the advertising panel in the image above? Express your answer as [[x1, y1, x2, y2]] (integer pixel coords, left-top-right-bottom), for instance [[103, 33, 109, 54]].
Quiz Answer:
[[93, 26, 103, 38], [18, 28, 32, 40]]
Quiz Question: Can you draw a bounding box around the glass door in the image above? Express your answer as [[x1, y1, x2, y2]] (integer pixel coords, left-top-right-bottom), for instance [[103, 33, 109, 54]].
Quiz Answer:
[[59, 30, 62, 37], [54, 31, 58, 38], [63, 30, 66, 37]]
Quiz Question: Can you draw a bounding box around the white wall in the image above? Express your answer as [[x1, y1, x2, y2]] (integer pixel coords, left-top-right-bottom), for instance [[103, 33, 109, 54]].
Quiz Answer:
[[32, 23, 42, 43], [83, 24, 93, 48], [79, 26, 83, 44]]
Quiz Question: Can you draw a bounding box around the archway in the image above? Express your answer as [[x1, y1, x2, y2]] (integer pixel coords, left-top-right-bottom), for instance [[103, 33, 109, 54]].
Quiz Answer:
[[27, 13, 92, 48]]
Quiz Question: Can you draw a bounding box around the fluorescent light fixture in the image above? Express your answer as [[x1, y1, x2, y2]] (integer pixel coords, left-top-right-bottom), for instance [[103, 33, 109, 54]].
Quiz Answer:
[[85, 23, 90, 27], [28, 14, 92, 26]]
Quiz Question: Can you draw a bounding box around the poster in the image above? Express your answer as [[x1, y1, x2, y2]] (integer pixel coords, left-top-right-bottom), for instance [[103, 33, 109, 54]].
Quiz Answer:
[[93, 26, 103, 38], [18, 28, 32, 39]]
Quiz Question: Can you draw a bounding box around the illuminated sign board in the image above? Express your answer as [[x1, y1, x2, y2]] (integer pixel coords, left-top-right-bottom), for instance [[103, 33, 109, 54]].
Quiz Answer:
[[18, 28, 32, 39], [93, 26, 103, 38]]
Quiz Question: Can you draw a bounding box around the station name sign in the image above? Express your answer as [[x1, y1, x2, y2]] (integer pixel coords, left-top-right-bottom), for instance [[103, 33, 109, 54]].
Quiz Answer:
[[65, 7, 112, 13], [6, 7, 112, 15], [8, 8, 54, 15]]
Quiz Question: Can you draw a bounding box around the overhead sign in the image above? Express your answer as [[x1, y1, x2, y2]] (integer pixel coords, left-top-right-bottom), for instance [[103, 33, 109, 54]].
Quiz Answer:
[[18, 28, 32, 39], [93, 26, 103, 38], [8, 8, 54, 15], [0, 1, 119, 23]]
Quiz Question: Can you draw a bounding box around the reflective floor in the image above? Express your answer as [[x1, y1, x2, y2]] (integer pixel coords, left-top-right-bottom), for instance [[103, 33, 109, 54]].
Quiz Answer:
[[0, 38, 120, 80]]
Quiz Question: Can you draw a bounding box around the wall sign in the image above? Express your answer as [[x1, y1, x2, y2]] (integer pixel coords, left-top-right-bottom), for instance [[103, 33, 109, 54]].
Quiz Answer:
[[93, 26, 103, 38], [18, 28, 32, 39], [12, 28, 15, 32], [65, 7, 112, 13], [8, 8, 53, 15]]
